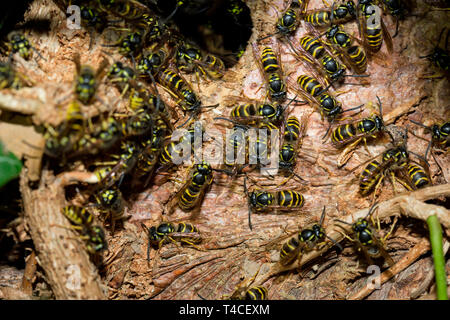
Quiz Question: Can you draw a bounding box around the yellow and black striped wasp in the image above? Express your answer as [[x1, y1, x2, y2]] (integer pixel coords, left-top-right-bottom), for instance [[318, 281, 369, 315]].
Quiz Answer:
[[137, 46, 170, 81], [257, 0, 309, 45], [106, 60, 137, 98], [60, 205, 107, 254], [156, 66, 218, 127], [419, 28, 450, 77], [328, 95, 386, 167], [252, 44, 287, 102], [93, 140, 142, 188], [313, 21, 368, 74], [72, 53, 109, 105], [335, 202, 395, 267], [165, 161, 216, 215], [91, 186, 126, 232], [304, 0, 356, 28], [356, 0, 393, 54], [215, 94, 298, 129], [354, 130, 431, 198], [131, 116, 171, 187], [292, 74, 363, 125], [0, 59, 32, 89], [141, 221, 203, 262], [1, 32, 45, 61], [279, 206, 341, 266], [293, 31, 370, 88], [378, 0, 410, 38], [244, 177, 305, 230], [70, 115, 123, 160], [278, 114, 310, 184], [410, 119, 450, 156], [174, 41, 226, 86]]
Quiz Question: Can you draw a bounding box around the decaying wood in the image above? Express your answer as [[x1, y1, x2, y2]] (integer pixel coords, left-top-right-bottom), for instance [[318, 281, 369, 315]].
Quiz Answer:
[[253, 184, 450, 287], [0, 89, 45, 115], [20, 169, 107, 299], [348, 238, 431, 300]]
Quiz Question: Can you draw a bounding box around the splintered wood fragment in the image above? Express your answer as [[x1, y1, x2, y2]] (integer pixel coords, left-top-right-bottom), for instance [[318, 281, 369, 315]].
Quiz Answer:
[[21, 250, 37, 296], [0, 90, 44, 115], [20, 169, 107, 299], [348, 238, 431, 300], [253, 184, 450, 286]]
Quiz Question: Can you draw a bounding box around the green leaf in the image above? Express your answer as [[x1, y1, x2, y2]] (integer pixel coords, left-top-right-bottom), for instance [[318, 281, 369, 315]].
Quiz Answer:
[[0, 141, 22, 188]]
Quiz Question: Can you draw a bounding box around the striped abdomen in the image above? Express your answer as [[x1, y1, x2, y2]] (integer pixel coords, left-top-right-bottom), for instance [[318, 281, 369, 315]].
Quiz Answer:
[[299, 35, 324, 59], [284, 116, 301, 142], [277, 190, 304, 208], [231, 104, 256, 118], [245, 286, 268, 300], [158, 68, 185, 92], [261, 47, 280, 73], [297, 75, 324, 97], [359, 160, 383, 195], [280, 236, 301, 266], [347, 45, 367, 74], [407, 164, 430, 189], [365, 14, 383, 52], [305, 10, 330, 27], [332, 123, 357, 145]]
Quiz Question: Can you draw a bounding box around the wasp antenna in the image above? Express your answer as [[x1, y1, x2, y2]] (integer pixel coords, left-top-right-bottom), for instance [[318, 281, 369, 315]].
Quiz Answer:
[[366, 201, 380, 219], [326, 235, 343, 251], [409, 119, 430, 130], [343, 73, 370, 78], [257, 31, 281, 42], [334, 219, 352, 226], [319, 206, 326, 226]]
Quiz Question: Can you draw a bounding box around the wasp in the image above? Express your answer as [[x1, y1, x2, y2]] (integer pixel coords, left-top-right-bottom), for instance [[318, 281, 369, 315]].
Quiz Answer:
[[41, 102, 87, 161], [216, 96, 291, 129], [316, 24, 368, 74], [244, 177, 305, 230], [257, 0, 309, 44], [103, 29, 146, 59], [419, 28, 450, 77], [137, 47, 169, 80], [378, 0, 409, 37], [277, 115, 309, 184], [252, 44, 287, 102], [157, 67, 218, 127], [0, 60, 31, 89], [60, 205, 107, 254], [356, 133, 431, 197], [304, 0, 356, 28], [158, 123, 203, 167], [293, 32, 370, 87], [409, 119, 450, 155], [166, 161, 214, 214], [1, 32, 44, 61], [132, 123, 167, 186], [73, 53, 108, 105], [141, 221, 202, 261], [226, 286, 268, 300], [279, 206, 340, 266], [335, 202, 395, 266], [329, 96, 386, 167], [94, 140, 141, 188], [356, 0, 393, 54], [293, 74, 362, 124], [175, 42, 226, 83], [70, 116, 123, 158], [106, 61, 137, 97], [92, 186, 125, 232]]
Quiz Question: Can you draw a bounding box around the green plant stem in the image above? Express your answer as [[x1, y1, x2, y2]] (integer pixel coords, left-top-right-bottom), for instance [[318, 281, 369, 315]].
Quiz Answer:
[[427, 215, 448, 300]]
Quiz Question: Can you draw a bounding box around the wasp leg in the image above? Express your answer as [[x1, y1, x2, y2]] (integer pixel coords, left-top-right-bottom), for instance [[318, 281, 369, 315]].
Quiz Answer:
[[371, 173, 385, 206]]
